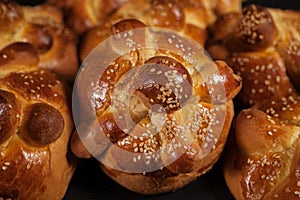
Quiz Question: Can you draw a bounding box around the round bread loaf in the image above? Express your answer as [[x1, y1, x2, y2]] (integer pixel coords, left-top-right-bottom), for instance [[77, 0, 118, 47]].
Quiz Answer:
[[0, 42, 76, 200], [71, 22, 242, 194]]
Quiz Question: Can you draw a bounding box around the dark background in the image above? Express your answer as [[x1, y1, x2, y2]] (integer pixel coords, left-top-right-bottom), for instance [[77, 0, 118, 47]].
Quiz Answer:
[[63, 159, 234, 200], [243, 0, 300, 10]]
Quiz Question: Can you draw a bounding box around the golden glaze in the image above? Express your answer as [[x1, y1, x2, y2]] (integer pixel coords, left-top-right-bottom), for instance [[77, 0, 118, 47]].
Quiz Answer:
[[0, 0, 78, 81], [207, 4, 300, 200], [0, 43, 76, 200], [72, 21, 242, 194]]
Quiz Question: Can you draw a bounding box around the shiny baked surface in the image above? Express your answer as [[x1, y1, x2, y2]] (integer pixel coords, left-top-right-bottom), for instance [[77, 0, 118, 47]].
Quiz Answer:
[[65, 1, 300, 200]]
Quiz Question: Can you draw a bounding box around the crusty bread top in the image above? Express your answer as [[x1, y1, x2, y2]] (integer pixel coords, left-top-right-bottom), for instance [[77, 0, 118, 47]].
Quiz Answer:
[[0, 0, 78, 82], [0, 42, 76, 200]]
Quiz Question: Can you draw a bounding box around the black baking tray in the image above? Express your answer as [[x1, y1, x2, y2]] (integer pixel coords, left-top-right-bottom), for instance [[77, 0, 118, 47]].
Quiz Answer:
[[63, 1, 300, 200]]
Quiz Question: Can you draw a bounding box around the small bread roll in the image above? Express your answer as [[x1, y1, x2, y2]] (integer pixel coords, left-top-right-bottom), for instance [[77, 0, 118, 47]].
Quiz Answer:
[[207, 4, 300, 108], [0, 0, 78, 82], [207, 4, 300, 199], [224, 94, 300, 200]]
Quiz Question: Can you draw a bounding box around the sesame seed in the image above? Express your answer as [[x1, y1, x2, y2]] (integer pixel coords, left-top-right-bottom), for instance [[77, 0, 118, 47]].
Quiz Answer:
[[264, 80, 271, 85], [258, 88, 264, 93], [285, 187, 292, 193], [268, 131, 273, 136], [294, 191, 300, 198]]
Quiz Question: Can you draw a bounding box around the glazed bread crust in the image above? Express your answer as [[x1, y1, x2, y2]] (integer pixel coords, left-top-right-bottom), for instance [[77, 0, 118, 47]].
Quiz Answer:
[[0, 43, 76, 200], [207, 4, 300, 200], [71, 20, 242, 194], [73, 0, 242, 61], [0, 0, 78, 82], [55, 0, 242, 36]]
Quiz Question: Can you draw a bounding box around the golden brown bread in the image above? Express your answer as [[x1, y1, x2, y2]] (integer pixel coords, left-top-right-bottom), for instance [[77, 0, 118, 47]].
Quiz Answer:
[[207, 4, 300, 107], [224, 94, 300, 200], [44, 0, 129, 34], [207, 4, 300, 200], [60, 0, 241, 36], [0, 42, 76, 200], [66, 0, 243, 61], [65, 0, 129, 34], [228, 51, 297, 108], [71, 24, 242, 194], [0, 0, 78, 82]]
